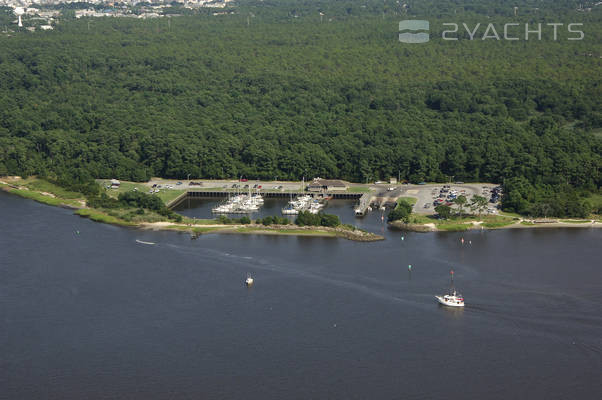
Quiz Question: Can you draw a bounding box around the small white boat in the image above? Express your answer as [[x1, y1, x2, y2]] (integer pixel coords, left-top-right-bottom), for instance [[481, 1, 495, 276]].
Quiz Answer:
[[436, 269, 464, 307], [135, 239, 155, 245], [281, 205, 299, 215], [245, 274, 254, 286]]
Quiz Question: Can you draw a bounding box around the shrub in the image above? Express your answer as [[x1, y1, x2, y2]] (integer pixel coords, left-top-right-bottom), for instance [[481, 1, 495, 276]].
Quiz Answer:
[[388, 199, 413, 222], [295, 211, 340, 227]]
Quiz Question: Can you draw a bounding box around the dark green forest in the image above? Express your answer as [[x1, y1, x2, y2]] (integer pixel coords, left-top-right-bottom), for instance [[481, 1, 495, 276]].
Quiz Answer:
[[0, 1, 600, 216]]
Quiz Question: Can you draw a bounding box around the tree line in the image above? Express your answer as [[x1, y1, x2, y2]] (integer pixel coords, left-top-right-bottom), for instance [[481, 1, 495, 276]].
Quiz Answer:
[[0, 2, 599, 217]]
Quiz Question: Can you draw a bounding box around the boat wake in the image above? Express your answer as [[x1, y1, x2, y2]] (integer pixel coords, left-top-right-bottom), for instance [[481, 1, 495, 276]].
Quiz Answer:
[[135, 239, 156, 245]]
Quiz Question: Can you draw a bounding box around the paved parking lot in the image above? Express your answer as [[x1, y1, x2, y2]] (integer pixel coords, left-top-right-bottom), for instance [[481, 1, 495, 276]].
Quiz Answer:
[[402, 183, 499, 214]]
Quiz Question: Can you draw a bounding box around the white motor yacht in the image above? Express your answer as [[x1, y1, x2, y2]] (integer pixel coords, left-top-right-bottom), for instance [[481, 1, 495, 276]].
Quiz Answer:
[[435, 290, 465, 307], [436, 270, 465, 307]]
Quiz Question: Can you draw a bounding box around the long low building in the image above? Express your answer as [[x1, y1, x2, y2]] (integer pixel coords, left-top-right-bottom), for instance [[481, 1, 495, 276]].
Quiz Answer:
[[307, 178, 348, 192]]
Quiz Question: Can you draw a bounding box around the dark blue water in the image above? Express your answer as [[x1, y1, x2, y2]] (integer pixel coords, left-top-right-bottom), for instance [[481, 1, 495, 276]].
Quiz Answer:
[[1, 191, 601, 399]]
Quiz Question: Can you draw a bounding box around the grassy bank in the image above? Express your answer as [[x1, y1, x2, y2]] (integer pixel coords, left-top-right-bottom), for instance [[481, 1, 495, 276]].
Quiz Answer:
[[235, 226, 338, 237], [391, 214, 516, 232], [2, 177, 382, 241], [76, 209, 137, 226], [1, 179, 83, 208]]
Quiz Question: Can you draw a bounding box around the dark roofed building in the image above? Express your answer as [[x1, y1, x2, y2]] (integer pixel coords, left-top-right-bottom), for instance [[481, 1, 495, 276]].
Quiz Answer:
[[307, 178, 348, 192]]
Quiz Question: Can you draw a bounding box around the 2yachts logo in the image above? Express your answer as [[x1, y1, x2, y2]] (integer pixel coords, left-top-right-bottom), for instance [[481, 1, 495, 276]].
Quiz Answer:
[[399, 20, 584, 43]]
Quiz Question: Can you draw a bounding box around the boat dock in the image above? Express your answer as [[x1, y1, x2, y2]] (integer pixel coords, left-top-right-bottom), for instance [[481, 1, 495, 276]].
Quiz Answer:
[[354, 193, 373, 216], [167, 190, 362, 209]]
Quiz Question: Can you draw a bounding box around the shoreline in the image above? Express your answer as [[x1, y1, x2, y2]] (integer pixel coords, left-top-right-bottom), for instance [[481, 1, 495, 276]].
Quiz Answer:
[[0, 181, 383, 242], [136, 220, 384, 241], [2, 178, 600, 238], [388, 219, 602, 232]]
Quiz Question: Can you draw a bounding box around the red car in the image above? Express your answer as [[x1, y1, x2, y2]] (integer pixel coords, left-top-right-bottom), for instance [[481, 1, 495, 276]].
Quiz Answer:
[[257, 185, 262, 189], [240, 178, 248, 182]]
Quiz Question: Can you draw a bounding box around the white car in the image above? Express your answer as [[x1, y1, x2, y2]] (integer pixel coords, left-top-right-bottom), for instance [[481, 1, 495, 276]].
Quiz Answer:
[[387, 187, 395, 191]]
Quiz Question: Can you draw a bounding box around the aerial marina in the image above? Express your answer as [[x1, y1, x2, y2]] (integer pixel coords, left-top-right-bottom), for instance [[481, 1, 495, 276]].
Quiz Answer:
[[281, 194, 325, 215], [211, 191, 265, 214]]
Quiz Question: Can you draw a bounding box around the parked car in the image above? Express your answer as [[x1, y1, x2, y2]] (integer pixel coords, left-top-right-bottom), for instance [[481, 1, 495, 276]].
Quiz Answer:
[[240, 178, 248, 182], [258, 185, 262, 189], [176, 182, 182, 185], [387, 187, 395, 191]]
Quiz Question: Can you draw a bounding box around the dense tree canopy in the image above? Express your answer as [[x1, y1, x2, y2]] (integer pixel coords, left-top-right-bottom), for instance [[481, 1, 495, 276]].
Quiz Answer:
[[0, 1, 600, 217]]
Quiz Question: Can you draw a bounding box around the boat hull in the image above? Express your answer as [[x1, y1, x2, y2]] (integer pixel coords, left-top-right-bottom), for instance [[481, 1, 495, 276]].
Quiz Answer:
[[435, 295, 464, 307]]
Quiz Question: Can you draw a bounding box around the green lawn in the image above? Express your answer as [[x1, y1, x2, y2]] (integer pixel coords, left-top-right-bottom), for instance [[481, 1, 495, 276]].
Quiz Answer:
[[407, 213, 514, 230], [498, 211, 523, 218], [481, 220, 516, 228], [156, 189, 186, 204], [100, 180, 185, 205], [23, 178, 83, 199], [437, 224, 471, 232], [101, 181, 149, 197], [397, 197, 417, 206], [347, 186, 372, 193]]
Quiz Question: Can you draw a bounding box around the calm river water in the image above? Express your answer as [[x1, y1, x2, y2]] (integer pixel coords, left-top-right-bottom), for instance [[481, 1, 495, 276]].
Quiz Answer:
[[1, 192, 601, 399]]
